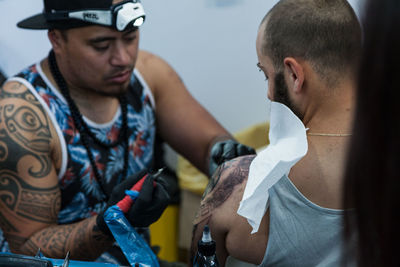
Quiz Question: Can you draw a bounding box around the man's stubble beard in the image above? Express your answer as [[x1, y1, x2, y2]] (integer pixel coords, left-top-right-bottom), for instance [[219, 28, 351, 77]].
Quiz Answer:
[[96, 83, 130, 97], [64, 59, 132, 98], [274, 72, 303, 120], [81, 79, 131, 98]]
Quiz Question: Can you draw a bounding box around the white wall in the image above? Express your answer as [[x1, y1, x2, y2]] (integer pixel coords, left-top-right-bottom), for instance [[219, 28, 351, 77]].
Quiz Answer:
[[140, 0, 272, 133], [0, 1, 50, 77], [0, 0, 363, 133]]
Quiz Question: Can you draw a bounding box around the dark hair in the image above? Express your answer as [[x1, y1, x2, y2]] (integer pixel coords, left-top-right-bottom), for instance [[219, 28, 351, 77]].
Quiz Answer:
[[261, 0, 361, 87], [343, 0, 400, 266], [0, 69, 6, 86]]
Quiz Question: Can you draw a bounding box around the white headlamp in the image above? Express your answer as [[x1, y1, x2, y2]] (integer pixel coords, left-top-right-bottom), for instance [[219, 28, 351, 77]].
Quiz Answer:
[[46, 0, 145, 31]]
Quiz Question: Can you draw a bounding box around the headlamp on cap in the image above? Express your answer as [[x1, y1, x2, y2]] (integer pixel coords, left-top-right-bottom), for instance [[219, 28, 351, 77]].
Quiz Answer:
[[45, 0, 145, 31]]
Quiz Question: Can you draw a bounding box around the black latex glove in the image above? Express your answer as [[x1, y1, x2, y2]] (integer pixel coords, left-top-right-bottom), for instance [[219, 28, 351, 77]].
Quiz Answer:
[[127, 174, 170, 227], [208, 139, 256, 176], [96, 169, 171, 236]]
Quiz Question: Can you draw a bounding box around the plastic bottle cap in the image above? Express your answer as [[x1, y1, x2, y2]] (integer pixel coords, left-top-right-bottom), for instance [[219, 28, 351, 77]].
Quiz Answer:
[[202, 225, 212, 243], [198, 225, 217, 257]]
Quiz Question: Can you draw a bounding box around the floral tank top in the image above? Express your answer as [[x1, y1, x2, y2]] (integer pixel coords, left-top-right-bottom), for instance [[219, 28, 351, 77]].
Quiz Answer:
[[9, 63, 156, 224]]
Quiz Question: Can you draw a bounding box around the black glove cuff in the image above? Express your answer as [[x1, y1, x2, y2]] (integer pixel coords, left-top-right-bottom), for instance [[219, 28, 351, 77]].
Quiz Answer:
[[95, 212, 113, 237], [208, 139, 256, 176]]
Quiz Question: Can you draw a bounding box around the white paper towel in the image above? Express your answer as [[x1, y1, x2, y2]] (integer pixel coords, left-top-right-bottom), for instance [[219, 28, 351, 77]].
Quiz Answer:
[[237, 102, 308, 233]]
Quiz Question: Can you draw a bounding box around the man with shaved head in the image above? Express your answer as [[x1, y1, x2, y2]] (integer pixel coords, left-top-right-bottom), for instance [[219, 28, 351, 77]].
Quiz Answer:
[[0, 0, 255, 264], [191, 0, 361, 266]]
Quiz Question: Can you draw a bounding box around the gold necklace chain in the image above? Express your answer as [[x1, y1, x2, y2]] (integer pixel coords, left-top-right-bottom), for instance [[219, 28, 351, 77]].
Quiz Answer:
[[307, 132, 352, 137]]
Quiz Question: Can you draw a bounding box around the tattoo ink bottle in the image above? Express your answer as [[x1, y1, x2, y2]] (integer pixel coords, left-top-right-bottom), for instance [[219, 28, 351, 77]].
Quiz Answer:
[[193, 225, 219, 267]]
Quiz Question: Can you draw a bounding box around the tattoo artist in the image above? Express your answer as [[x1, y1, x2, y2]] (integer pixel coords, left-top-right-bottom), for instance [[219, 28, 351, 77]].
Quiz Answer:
[[0, 0, 255, 264]]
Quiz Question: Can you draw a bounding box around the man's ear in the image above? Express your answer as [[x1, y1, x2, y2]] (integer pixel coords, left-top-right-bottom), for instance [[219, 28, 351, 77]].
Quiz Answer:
[[283, 57, 304, 93], [47, 29, 65, 53]]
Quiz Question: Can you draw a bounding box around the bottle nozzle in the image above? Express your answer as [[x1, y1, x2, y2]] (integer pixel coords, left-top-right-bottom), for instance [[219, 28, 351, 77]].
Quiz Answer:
[[202, 225, 212, 243]]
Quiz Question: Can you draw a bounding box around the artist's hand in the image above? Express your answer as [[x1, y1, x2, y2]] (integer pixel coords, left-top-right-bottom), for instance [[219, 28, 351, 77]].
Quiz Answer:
[[209, 139, 256, 176], [126, 174, 170, 227], [96, 170, 170, 235]]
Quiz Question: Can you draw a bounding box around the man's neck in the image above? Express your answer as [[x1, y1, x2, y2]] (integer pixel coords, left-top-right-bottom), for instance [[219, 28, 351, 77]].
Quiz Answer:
[[302, 79, 355, 135], [288, 78, 356, 210]]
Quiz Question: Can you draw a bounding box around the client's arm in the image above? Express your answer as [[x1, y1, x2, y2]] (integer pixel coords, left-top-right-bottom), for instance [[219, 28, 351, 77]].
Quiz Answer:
[[190, 155, 268, 266]]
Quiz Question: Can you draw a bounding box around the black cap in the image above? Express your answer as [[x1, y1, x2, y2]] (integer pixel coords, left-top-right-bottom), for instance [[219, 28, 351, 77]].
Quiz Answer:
[[17, 0, 114, 30]]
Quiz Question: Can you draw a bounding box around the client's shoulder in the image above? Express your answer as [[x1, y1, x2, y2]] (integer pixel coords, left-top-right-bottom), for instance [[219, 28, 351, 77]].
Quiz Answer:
[[191, 155, 263, 265], [194, 154, 256, 225], [203, 155, 255, 199]]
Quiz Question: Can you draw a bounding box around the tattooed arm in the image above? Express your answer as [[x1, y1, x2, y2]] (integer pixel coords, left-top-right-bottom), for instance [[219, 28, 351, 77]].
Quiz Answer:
[[190, 155, 269, 266], [0, 81, 112, 260], [136, 51, 231, 175]]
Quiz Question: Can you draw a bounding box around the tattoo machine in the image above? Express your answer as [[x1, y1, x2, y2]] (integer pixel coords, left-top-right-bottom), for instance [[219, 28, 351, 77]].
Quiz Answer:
[[103, 169, 165, 267]]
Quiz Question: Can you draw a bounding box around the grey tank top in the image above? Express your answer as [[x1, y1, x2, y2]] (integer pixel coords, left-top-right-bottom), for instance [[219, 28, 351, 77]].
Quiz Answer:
[[259, 175, 352, 267]]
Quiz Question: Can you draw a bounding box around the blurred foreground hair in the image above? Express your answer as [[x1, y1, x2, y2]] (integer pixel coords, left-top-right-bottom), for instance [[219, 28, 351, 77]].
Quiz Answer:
[[343, 0, 400, 266]]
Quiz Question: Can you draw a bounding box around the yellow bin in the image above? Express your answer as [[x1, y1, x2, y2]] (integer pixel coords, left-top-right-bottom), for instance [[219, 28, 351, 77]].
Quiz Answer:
[[149, 204, 179, 262]]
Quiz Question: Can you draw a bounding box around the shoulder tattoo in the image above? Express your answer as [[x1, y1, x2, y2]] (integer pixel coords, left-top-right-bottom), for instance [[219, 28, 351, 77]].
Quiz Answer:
[[0, 82, 53, 177], [0, 83, 59, 225], [193, 155, 255, 225]]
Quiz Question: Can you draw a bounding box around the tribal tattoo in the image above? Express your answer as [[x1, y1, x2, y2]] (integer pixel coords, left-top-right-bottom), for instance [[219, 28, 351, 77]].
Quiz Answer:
[[19, 218, 111, 259], [0, 170, 60, 223], [0, 82, 61, 252], [0, 82, 58, 209], [0, 82, 53, 178], [0, 82, 113, 259]]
